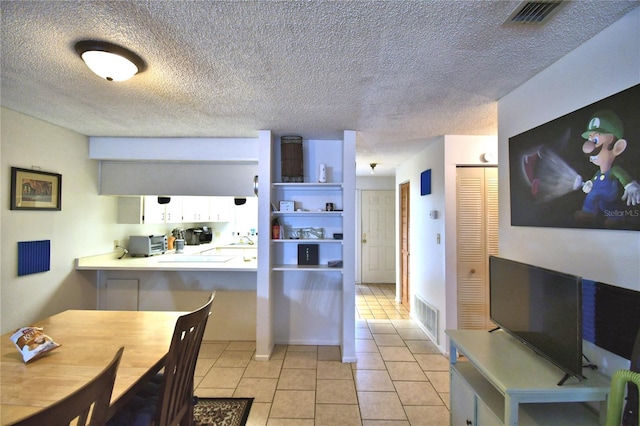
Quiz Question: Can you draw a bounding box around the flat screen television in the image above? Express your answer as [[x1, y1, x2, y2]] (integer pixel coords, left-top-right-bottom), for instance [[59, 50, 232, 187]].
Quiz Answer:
[[489, 256, 584, 384]]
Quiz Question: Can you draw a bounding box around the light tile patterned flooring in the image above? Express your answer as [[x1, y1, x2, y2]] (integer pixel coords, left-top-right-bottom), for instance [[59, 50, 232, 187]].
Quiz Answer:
[[194, 284, 450, 425], [356, 283, 411, 320]]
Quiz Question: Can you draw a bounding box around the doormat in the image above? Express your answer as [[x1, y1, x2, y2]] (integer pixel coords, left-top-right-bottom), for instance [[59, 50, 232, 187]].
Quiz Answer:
[[193, 397, 253, 426]]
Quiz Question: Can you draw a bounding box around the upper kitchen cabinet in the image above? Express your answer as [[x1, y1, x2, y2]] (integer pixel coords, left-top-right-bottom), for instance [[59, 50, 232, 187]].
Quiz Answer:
[[182, 197, 210, 222], [117, 196, 183, 224], [209, 197, 234, 222], [117, 197, 145, 224], [148, 196, 183, 224], [117, 196, 237, 224], [180, 196, 235, 223]]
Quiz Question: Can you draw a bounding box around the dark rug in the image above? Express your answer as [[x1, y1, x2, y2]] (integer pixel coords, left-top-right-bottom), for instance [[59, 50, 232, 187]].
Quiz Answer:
[[193, 398, 253, 426]]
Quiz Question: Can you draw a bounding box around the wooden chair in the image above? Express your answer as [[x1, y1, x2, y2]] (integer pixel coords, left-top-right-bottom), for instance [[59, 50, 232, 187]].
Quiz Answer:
[[13, 346, 124, 426], [108, 293, 215, 426]]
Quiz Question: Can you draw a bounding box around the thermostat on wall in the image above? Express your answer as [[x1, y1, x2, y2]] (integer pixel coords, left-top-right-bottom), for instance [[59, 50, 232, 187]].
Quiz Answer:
[[279, 201, 295, 212]]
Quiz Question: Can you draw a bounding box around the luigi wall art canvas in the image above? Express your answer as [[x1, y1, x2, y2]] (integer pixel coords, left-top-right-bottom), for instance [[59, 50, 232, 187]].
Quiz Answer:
[[509, 84, 640, 231]]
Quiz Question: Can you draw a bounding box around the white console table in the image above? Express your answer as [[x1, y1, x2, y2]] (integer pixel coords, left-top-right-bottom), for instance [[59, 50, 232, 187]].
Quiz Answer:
[[446, 329, 611, 425]]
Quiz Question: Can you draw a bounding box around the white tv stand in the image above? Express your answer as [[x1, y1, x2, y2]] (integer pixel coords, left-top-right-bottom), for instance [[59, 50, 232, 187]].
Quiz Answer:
[[446, 329, 610, 425]]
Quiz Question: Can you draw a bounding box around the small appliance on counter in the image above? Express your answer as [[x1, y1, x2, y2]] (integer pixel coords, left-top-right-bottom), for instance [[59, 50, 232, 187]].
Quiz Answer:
[[185, 228, 202, 245], [128, 235, 167, 257], [199, 226, 213, 244], [172, 227, 186, 240]]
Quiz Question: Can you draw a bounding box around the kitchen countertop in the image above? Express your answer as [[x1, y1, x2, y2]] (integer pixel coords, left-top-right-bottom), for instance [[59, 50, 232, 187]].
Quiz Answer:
[[76, 243, 257, 272]]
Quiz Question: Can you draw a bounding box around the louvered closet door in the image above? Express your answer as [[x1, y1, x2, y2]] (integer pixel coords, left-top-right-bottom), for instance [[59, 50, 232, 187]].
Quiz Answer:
[[456, 167, 498, 330]]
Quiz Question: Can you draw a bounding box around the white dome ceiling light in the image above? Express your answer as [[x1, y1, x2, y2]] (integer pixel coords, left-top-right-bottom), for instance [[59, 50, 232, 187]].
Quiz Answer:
[[74, 40, 146, 82]]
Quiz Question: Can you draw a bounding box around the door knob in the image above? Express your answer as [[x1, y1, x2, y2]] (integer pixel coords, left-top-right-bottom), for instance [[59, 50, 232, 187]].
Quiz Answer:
[[362, 239, 367, 243], [470, 269, 476, 274]]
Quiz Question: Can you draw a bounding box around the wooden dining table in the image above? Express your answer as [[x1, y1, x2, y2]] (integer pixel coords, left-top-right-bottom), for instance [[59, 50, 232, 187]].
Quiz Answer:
[[1, 309, 184, 425]]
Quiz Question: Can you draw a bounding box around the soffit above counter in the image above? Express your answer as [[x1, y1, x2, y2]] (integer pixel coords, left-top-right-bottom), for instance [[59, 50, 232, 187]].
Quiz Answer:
[[99, 161, 258, 197], [90, 136, 263, 197], [89, 137, 259, 162]]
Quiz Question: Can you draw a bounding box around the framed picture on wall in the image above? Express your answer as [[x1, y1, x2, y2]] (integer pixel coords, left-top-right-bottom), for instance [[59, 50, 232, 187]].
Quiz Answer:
[[420, 169, 432, 195], [10, 167, 62, 211], [508, 84, 640, 231]]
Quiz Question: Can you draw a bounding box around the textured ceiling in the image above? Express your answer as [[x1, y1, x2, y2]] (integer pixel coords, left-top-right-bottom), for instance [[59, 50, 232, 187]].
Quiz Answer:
[[1, 1, 638, 175]]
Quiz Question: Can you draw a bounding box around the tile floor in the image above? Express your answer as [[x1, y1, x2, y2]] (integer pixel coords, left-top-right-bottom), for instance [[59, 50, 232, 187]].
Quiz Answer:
[[194, 284, 450, 425], [356, 283, 411, 320]]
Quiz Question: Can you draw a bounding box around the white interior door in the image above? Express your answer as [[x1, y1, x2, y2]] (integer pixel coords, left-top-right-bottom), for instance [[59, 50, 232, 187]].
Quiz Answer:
[[361, 190, 396, 283]]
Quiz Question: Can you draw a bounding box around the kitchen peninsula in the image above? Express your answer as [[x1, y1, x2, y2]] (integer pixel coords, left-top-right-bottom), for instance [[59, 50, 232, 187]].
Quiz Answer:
[[76, 243, 257, 341], [76, 244, 257, 271], [85, 130, 356, 362]]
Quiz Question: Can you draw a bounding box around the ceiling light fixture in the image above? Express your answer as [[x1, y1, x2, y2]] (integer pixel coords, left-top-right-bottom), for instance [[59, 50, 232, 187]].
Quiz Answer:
[[74, 40, 146, 82], [370, 163, 377, 174]]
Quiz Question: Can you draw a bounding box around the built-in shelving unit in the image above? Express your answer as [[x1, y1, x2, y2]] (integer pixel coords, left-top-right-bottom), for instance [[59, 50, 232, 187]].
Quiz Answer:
[[255, 130, 356, 363]]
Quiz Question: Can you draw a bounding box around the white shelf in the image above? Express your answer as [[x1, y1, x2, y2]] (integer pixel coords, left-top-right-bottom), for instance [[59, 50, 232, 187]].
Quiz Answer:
[[272, 182, 343, 189], [271, 239, 343, 243], [272, 211, 343, 216], [272, 264, 343, 272]]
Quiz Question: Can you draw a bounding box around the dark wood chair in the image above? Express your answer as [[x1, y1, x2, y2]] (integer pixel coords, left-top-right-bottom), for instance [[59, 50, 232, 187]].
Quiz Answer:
[[108, 293, 215, 426], [13, 346, 124, 426]]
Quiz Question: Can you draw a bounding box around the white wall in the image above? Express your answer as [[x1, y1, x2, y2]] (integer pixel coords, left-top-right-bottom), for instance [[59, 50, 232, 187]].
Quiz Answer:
[[1, 109, 110, 332], [396, 135, 497, 350], [0, 108, 181, 333], [396, 137, 445, 346], [356, 176, 395, 191], [498, 7, 640, 375]]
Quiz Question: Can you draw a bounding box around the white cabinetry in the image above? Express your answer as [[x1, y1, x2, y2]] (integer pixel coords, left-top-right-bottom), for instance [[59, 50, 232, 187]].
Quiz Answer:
[[182, 197, 210, 222], [117, 197, 145, 224], [256, 131, 356, 363], [451, 365, 478, 426], [101, 279, 139, 311], [209, 196, 233, 222], [142, 197, 164, 223], [117, 196, 236, 224], [117, 196, 182, 224], [447, 329, 609, 426], [142, 196, 167, 223], [143, 196, 182, 223]]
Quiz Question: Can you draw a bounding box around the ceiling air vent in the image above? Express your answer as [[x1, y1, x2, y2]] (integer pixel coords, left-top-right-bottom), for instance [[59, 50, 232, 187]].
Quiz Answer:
[[505, 1, 563, 25]]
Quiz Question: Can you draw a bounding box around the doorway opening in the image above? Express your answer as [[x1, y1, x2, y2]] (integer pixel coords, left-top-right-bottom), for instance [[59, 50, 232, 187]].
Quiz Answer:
[[357, 189, 406, 320]]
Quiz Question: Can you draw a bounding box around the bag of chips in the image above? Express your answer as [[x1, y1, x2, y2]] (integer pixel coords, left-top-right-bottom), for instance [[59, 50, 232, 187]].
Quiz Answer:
[[10, 326, 60, 363]]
